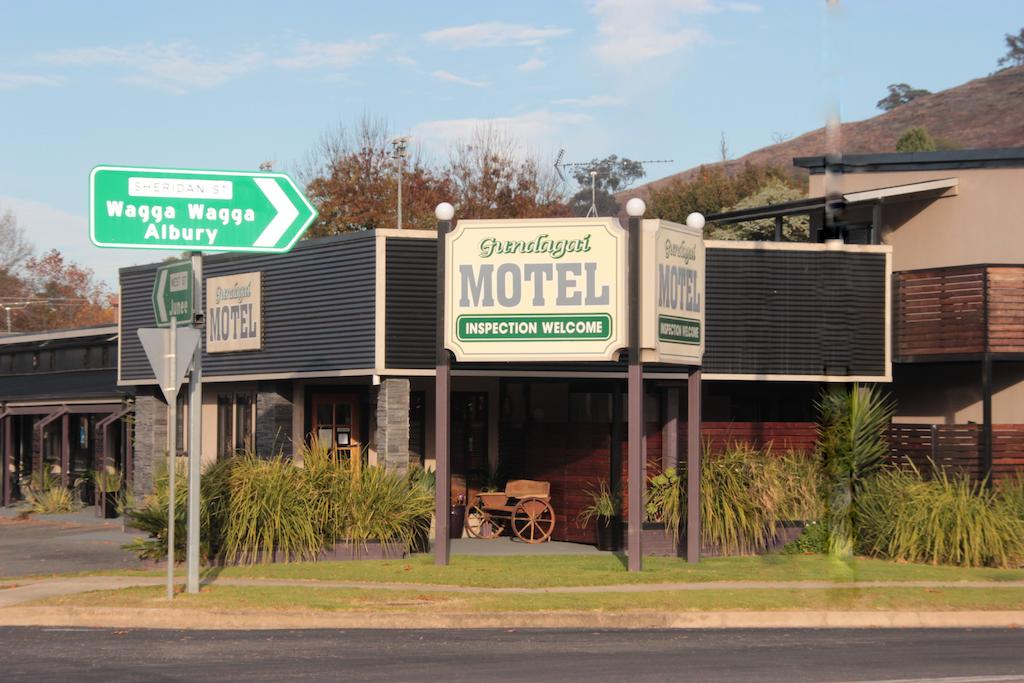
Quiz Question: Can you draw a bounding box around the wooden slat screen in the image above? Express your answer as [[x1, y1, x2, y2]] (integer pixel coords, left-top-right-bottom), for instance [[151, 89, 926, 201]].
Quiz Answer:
[[893, 267, 985, 358], [893, 265, 1024, 359]]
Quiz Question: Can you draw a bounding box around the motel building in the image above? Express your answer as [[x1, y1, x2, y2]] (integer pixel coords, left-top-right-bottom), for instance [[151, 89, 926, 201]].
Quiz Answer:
[[1, 147, 1022, 556]]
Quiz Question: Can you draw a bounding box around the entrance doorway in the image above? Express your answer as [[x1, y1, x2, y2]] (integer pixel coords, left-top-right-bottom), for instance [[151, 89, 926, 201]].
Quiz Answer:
[[310, 393, 362, 470], [451, 392, 488, 502]]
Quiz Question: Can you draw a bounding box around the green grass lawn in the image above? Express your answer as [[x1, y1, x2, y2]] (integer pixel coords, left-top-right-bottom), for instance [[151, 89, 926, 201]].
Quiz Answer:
[[10, 554, 1024, 588], [199, 553, 1024, 588], [38, 584, 1024, 614]]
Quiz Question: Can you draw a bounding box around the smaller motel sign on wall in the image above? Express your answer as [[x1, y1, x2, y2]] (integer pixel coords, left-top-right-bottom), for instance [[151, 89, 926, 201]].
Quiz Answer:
[[206, 272, 262, 353]]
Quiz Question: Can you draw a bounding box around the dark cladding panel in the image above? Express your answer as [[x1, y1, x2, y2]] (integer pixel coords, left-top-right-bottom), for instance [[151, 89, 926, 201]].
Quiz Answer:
[[119, 233, 376, 382], [704, 248, 887, 377], [385, 237, 437, 369]]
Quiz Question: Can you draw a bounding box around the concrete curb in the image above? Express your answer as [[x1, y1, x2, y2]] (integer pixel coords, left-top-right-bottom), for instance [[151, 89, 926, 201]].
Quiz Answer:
[[1, 606, 1023, 630]]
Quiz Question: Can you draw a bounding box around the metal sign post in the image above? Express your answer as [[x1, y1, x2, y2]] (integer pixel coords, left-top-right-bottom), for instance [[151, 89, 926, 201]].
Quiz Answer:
[[137, 324, 199, 599], [187, 252, 203, 594], [166, 318, 176, 600]]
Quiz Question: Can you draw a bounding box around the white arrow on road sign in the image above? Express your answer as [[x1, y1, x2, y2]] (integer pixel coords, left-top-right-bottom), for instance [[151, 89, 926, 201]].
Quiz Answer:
[[155, 269, 169, 322], [254, 177, 300, 248], [138, 327, 201, 403]]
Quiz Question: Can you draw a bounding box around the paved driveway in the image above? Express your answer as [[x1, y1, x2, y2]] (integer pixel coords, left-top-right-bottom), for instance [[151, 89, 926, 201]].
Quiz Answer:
[[0, 510, 146, 578]]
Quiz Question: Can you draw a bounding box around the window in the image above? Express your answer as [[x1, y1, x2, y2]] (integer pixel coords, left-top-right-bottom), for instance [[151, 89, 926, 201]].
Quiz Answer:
[[217, 392, 256, 457]]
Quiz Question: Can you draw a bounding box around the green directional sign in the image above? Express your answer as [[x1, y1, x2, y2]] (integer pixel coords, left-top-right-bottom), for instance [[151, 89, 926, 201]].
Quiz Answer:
[[90, 165, 318, 253], [152, 260, 193, 327]]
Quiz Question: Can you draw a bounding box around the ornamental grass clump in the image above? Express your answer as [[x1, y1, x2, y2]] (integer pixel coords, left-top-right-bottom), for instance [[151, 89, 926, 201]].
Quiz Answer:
[[23, 470, 79, 514], [698, 444, 780, 555], [997, 474, 1024, 521], [857, 465, 1024, 568], [343, 466, 433, 549], [221, 453, 321, 564]]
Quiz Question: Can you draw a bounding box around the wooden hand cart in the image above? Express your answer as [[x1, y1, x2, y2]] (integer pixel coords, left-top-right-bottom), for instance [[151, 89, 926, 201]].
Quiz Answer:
[[464, 479, 556, 543]]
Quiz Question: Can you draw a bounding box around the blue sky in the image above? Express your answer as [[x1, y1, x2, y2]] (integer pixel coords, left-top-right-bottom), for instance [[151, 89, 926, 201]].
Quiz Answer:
[[0, 0, 1019, 285]]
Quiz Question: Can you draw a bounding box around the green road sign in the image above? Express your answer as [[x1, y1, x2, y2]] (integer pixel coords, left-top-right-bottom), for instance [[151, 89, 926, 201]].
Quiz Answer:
[[90, 166, 317, 253], [152, 260, 193, 327]]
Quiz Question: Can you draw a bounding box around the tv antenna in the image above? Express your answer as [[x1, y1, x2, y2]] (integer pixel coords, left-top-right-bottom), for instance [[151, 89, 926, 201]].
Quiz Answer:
[[554, 150, 673, 217]]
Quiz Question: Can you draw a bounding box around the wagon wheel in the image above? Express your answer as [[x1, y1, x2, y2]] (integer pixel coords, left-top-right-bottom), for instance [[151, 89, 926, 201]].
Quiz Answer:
[[511, 498, 555, 544], [465, 504, 505, 539]]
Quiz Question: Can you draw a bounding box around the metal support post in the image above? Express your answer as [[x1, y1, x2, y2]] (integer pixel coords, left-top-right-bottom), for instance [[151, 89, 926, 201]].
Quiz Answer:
[[627, 211, 644, 572], [982, 353, 993, 487], [186, 252, 203, 593], [434, 204, 453, 565], [687, 369, 702, 563]]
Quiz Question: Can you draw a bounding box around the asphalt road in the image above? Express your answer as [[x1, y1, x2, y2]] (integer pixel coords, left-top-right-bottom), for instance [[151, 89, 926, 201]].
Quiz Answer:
[[0, 627, 1021, 682]]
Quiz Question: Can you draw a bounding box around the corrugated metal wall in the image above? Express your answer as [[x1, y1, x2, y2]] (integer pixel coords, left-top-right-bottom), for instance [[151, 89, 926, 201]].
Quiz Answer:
[[704, 249, 887, 376], [120, 233, 376, 382], [385, 237, 436, 369], [384, 242, 888, 378]]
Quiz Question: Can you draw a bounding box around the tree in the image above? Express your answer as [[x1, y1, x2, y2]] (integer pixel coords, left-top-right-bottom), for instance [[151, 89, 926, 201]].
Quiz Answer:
[[567, 155, 646, 217], [876, 83, 931, 111], [706, 179, 809, 241], [646, 163, 804, 230], [895, 127, 937, 153], [998, 27, 1024, 69], [301, 117, 568, 234], [444, 125, 569, 220], [0, 208, 32, 275], [8, 250, 116, 333], [301, 115, 451, 237]]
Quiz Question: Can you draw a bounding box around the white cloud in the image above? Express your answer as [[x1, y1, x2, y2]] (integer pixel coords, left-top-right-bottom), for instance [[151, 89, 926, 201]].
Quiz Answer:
[[517, 58, 546, 72], [589, 0, 759, 66], [423, 22, 571, 48], [392, 55, 418, 68], [0, 195, 151, 288], [553, 95, 625, 107], [411, 111, 592, 154], [36, 42, 263, 94], [275, 36, 388, 69], [724, 2, 762, 12], [0, 73, 64, 90], [430, 70, 490, 88]]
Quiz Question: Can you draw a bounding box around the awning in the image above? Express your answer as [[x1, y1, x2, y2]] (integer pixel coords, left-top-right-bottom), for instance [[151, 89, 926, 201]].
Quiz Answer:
[[842, 177, 958, 204]]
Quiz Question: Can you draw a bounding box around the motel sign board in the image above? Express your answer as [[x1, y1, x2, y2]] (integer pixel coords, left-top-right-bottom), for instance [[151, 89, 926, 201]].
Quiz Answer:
[[89, 166, 317, 253], [641, 219, 705, 365], [445, 218, 627, 362]]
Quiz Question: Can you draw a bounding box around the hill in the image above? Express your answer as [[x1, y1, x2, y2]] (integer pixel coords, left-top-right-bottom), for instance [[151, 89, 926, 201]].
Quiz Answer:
[[625, 66, 1024, 200]]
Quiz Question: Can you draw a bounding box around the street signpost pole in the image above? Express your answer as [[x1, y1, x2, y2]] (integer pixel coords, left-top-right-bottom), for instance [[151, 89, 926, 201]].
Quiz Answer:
[[166, 317, 177, 600], [186, 252, 202, 594]]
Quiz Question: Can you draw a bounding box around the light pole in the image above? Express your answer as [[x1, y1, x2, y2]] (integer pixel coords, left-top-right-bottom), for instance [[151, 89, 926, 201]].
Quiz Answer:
[[391, 136, 411, 229]]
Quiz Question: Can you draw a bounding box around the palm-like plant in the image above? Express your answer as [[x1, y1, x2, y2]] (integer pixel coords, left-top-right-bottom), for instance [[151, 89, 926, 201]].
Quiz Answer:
[[816, 384, 897, 557]]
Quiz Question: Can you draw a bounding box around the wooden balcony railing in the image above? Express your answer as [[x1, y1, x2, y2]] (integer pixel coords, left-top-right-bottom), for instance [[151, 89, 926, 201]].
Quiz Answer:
[[893, 265, 1024, 360]]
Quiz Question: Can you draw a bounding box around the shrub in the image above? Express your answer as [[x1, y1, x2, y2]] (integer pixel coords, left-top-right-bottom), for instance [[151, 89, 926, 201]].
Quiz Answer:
[[997, 474, 1024, 521], [123, 457, 191, 561], [858, 466, 1024, 568], [221, 453, 321, 564], [646, 445, 824, 555], [342, 466, 433, 549], [23, 470, 79, 514], [816, 384, 896, 557], [782, 520, 829, 555]]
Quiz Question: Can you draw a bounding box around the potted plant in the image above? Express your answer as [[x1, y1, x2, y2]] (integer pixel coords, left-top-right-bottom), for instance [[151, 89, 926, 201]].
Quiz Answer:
[[645, 468, 683, 556], [94, 468, 123, 519], [577, 480, 620, 551]]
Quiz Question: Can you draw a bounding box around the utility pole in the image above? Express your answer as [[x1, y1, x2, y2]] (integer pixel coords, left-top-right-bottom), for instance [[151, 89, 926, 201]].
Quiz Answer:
[[392, 136, 410, 230]]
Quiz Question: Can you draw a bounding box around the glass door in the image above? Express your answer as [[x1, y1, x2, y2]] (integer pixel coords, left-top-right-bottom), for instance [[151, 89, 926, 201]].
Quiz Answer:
[[310, 393, 362, 472]]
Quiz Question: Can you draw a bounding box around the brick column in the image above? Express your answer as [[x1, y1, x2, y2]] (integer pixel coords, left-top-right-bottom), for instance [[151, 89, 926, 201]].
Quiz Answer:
[[256, 381, 294, 457], [375, 378, 410, 474], [131, 390, 167, 500]]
